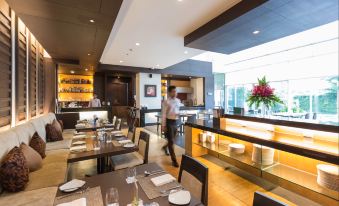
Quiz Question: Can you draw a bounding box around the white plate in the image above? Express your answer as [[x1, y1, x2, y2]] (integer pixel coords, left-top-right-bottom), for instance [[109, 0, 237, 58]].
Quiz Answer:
[[73, 135, 86, 139], [123, 143, 135, 148], [59, 179, 86, 192], [168, 190, 191, 205], [72, 141, 86, 145]]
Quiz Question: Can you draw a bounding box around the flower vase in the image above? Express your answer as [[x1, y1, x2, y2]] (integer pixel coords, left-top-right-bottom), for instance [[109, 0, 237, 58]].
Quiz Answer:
[[260, 104, 269, 118]]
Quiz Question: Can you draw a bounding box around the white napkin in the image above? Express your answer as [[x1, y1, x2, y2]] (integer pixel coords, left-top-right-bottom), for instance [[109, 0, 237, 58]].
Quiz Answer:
[[70, 145, 87, 151], [151, 174, 176, 186], [118, 140, 131, 144], [111, 131, 123, 134], [73, 135, 87, 139], [72, 141, 86, 145], [56, 198, 86, 206], [75, 124, 86, 128], [59, 179, 86, 191], [126, 177, 137, 184]]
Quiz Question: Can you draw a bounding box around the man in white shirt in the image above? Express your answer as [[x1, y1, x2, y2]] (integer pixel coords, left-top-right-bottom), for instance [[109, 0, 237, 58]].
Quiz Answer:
[[88, 94, 101, 107], [161, 86, 181, 167]]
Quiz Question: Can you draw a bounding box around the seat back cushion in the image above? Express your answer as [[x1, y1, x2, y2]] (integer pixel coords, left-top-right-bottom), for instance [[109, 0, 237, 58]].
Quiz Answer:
[[0, 130, 20, 162], [0, 146, 29, 192], [181, 170, 203, 201], [20, 143, 42, 172], [30, 118, 46, 142], [29, 132, 46, 159], [13, 123, 36, 145], [138, 138, 147, 159]]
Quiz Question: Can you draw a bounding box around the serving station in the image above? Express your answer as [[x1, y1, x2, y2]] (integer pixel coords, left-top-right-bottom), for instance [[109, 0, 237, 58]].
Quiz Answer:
[[185, 115, 339, 205]]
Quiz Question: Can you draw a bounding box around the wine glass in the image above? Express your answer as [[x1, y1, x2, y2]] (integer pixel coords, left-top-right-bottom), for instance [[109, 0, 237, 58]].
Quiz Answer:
[[106, 187, 119, 206], [126, 167, 137, 183]]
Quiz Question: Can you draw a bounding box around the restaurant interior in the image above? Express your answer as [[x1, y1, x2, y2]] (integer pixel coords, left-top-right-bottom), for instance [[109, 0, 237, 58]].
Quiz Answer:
[[0, 0, 338, 206]]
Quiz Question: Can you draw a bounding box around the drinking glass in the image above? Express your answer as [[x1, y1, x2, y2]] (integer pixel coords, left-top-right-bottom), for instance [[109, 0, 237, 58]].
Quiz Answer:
[[93, 140, 101, 151], [105, 187, 119, 206], [126, 167, 137, 182]]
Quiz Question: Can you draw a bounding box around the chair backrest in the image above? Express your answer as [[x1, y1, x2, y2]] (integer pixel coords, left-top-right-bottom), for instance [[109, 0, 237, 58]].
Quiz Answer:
[[178, 155, 208, 206], [138, 131, 150, 164], [127, 127, 136, 142], [115, 118, 121, 130], [112, 116, 117, 126], [253, 191, 288, 206]]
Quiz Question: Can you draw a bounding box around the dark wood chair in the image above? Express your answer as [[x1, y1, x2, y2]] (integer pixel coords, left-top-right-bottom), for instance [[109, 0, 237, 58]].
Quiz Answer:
[[115, 118, 122, 130], [178, 155, 208, 206], [110, 131, 150, 170], [127, 126, 136, 143], [253, 191, 288, 206]]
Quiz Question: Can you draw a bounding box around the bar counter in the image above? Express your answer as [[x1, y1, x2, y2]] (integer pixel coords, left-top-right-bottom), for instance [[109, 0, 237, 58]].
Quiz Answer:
[[185, 117, 339, 205]]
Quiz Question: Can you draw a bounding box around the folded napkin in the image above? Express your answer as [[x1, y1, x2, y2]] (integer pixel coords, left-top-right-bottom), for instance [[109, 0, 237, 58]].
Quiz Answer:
[[75, 124, 86, 128], [70, 145, 87, 151], [151, 174, 176, 186], [73, 135, 87, 139], [56, 198, 86, 206], [111, 131, 123, 134], [59, 179, 86, 191], [118, 140, 131, 144]]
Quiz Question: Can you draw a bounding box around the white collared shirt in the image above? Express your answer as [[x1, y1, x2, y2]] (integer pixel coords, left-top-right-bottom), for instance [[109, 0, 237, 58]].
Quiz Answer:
[[88, 98, 101, 107], [162, 97, 182, 125]]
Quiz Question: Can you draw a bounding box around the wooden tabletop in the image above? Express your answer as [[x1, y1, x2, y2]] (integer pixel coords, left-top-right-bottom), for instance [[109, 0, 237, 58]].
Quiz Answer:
[[56, 163, 202, 206], [75, 123, 115, 132], [68, 133, 138, 163]]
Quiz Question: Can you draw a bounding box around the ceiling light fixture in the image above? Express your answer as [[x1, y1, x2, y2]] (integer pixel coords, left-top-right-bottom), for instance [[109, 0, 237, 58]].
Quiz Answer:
[[156, 64, 160, 67], [87, 53, 91, 56], [120, 60, 123, 63], [85, 68, 88, 71], [252, 30, 260, 35], [89, 19, 95, 23], [184, 50, 188, 54], [135, 42, 140, 46], [70, 70, 75, 74], [177, 0, 183, 2]]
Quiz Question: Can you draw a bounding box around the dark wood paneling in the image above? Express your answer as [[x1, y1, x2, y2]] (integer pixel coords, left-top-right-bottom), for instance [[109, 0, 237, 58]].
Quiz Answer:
[[29, 33, 37, 117], [0, 0, 12, 128], [16, 18, 27, 122]]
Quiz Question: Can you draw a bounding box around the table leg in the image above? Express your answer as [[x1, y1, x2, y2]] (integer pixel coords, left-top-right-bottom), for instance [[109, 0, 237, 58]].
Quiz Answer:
[[97, 157, 106, 174]]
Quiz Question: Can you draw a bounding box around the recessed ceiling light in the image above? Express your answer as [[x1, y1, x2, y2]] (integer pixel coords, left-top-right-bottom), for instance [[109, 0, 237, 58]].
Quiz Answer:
[[135, 42, 140, 46], [156, 64, 160, 67], [253, 30, 260, 35], [70, 70, 75, 74], [87, 53, 91, 56], [120, 60, 123, 63], [184, 50, 188, 54], [178, 0, 183, 2], [85, 68, 88, 71], [189, 76, 192, 79], [89, 19, 95, 23]]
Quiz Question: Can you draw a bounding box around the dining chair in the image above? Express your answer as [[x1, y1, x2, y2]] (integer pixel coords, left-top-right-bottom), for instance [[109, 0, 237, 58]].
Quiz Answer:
[[110, 131, 150, 170], [252, 191, 288, 206], [127, 126, 136, 143], [112, 116, 117, 126], [115, 118, 122, 130], [178, 155, 208, 206]]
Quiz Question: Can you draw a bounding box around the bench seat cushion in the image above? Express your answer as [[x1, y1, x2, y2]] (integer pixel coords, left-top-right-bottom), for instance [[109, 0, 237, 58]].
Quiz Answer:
[[111, 152, 144, 170], [25, 149, 69, 191]]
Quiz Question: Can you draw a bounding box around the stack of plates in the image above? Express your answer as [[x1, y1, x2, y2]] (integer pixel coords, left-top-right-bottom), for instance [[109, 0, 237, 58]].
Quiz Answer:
[[252, 144, 275, 165], [228, 143, 245, 154], [317, 164, 339, 191]]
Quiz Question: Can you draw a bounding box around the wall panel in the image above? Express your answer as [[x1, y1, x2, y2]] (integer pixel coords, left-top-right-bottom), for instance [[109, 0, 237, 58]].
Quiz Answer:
[[0, 1, 11, 129], [38, 44, 44, 114], [29, 33, 37, 117]]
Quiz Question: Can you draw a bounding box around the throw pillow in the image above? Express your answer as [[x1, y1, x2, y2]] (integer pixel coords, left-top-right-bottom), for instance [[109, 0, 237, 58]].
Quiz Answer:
[[20, 143, 42, 172], [0, 147, 29, 192], [46, 120, 63, 142], [29, 132, 46, 159]]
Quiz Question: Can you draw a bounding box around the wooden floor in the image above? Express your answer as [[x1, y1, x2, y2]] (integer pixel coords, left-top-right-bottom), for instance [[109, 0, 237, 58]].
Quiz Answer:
[[68, 128, 323, 206]]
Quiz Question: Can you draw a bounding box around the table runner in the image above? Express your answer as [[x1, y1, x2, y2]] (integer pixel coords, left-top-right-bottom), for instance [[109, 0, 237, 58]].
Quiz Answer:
[[137, 173, 181, 199], [54, 186, 103, 206]]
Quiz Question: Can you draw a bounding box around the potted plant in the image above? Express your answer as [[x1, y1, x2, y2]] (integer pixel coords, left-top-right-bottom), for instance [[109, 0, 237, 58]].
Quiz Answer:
[[247, 76, 283, 116]]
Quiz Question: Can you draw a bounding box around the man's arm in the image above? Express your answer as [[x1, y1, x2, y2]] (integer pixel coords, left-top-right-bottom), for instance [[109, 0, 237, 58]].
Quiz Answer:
[[161, 101, 167, 130]]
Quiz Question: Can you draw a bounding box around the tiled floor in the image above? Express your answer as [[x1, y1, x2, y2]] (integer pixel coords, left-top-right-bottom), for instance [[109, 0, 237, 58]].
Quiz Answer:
[[68, 128, 322, 206]]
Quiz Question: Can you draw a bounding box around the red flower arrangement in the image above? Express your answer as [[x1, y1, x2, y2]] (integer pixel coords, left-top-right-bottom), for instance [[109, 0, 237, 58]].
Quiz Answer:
[[247, 76, 283, 108]]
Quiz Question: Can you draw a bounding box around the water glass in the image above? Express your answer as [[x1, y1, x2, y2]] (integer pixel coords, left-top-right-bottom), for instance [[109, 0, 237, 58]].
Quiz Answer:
[[93, 140, 101, 151], [126, 167, 137, 183], [106, 187, 119, 206]]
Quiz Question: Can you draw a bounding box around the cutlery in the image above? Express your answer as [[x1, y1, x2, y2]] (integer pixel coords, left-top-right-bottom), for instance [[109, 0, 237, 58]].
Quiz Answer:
[[160, 185, 181, 194], [160, 187, 183, 197], [144, 170, 165, 177], [57, 187, 89, 200]]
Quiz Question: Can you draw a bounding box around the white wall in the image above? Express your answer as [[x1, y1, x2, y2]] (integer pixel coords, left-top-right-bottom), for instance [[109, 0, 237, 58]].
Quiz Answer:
[[136, 73, 162, 109]]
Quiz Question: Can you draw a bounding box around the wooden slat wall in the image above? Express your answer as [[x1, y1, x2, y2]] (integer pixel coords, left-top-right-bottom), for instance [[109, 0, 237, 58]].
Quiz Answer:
[[38, 44, 44, 114], [0, 1, 11, 128], [29, 33, 37, 117], [16, 18, 27, 122]]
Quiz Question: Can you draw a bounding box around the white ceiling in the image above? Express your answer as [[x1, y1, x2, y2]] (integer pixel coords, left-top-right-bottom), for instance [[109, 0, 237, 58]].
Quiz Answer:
[[100, 0, 240, 69]]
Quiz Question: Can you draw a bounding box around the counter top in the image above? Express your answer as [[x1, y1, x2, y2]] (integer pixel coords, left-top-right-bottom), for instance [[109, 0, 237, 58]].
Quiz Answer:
[[222, 113, 338, 133], [59, 107, 112, 113], [185, 119, 338, 164]]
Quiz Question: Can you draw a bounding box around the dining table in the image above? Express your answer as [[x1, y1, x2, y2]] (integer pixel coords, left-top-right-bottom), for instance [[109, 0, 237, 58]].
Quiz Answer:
[[56, 163, 203, 206], [68, 131, 138, 174], [75, 123, 115, 132]]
